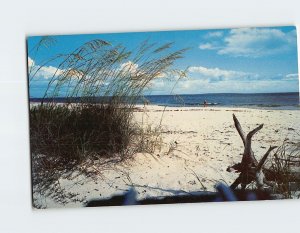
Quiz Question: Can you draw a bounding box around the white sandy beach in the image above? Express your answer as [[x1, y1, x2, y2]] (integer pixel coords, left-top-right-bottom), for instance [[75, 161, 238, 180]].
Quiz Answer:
[[33, 105, 300, 208]]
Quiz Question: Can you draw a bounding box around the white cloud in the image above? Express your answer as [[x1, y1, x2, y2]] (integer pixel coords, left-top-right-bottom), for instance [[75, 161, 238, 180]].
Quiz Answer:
[[120, 61, 139, 74], [188, 66, 251, 80], [218, 28, 297, 57], [179, 65, 299, 93], [205, 31, 223, 38], [199, 43, 214, 50], [120, 61, 167, 78], [38, 65, 63, 79], [284, 73, 298, 80], [172, 78, 298, 94], [29, 58, 165, 86], [28, 57, 82, 81], [150, 79, 166, 89], [199, 41, 223, 50], [199, 28, 297, 57]]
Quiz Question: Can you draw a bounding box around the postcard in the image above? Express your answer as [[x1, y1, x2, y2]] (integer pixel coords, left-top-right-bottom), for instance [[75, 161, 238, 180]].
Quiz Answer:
[[27, 26, 300, 208]]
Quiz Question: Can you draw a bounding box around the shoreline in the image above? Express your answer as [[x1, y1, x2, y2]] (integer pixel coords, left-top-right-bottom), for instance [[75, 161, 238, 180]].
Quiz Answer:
[[134, 104, 300, 111], [29, 101, 300, 111]]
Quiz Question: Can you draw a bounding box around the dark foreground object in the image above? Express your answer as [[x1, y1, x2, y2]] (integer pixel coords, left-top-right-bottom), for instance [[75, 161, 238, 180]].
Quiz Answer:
[[85, 183, 277, 207]]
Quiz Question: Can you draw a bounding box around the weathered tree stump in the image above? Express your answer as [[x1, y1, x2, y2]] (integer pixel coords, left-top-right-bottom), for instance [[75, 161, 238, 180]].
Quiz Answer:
[[227, 114, 277, 190]]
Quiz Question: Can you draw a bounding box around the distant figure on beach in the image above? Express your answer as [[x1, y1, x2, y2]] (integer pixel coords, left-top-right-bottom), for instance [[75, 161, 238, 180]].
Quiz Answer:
[[144, 99, 149, 106], [203, 100, 207, 107]]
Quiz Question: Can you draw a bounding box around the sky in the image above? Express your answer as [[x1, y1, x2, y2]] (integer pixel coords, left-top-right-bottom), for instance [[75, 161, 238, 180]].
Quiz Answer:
[[27, 26, 299, 97]]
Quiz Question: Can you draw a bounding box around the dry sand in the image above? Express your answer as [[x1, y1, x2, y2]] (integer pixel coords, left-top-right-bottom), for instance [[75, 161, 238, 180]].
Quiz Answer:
[[33, 105, 300, 208]]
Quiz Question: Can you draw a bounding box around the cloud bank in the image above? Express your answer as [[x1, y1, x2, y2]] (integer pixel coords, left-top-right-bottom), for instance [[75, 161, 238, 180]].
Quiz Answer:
[[199, 27, 297, 57], [149, 65, 298, 95]]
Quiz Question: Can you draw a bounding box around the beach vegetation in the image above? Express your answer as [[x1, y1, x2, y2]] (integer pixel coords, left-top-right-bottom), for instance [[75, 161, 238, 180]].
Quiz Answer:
[[267, 141, 300, 198], [29, 37, 187, 200]]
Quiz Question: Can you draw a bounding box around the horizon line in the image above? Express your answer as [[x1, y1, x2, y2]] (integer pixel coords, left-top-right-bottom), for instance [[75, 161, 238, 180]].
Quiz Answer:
[[29, 91, 300, 99]]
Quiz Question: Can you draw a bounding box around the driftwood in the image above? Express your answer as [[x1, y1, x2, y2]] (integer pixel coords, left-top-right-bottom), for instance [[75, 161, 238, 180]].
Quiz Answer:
[[227, 114, 277, 190]]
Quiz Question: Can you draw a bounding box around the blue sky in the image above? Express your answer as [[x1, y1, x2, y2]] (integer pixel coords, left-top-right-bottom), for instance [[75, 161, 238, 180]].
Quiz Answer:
[[27, 26, 299, 97]]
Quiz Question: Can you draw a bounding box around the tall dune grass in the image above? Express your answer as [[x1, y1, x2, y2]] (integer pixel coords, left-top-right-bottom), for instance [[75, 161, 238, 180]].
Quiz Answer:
[[29, 37, 187, 199]]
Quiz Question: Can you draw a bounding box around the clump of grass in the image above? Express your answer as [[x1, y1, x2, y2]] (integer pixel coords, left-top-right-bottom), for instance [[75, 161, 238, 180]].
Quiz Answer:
[[266, 141, 300, 198], [31, 103, 133, 159], [133, 124, 163, 154], [28, 37, 188, 203], [30, 103, 136, 198]]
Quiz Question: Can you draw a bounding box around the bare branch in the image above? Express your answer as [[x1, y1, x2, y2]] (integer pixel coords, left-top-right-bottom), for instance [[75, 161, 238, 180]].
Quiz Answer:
[[242, 124, 264, 165], [232, 114, 246, 146], [246, 124, 263, 141], [256, 146, 277, 171]]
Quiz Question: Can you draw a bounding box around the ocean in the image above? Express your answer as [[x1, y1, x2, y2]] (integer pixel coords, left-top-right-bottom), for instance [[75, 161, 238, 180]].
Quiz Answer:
[[143, 92, 300, 109], [30, 92, 300, 109]]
